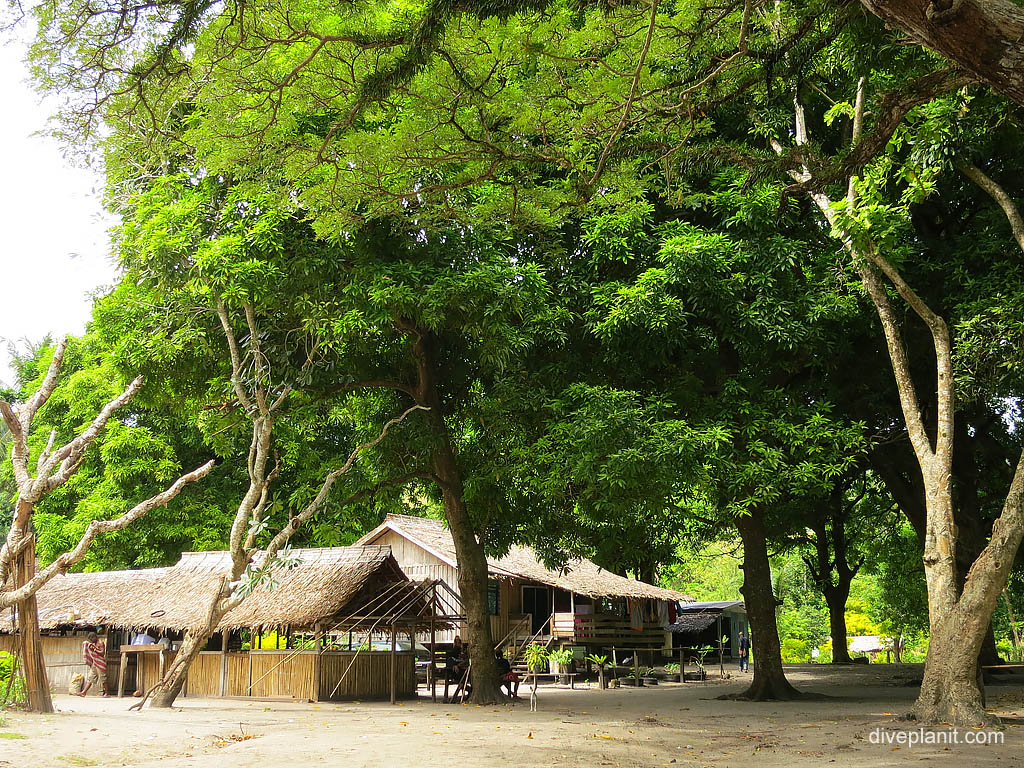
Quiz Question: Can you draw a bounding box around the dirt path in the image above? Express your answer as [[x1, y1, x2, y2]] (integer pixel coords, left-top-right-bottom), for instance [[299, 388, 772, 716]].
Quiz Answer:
[[1, 665, 1021, 767]]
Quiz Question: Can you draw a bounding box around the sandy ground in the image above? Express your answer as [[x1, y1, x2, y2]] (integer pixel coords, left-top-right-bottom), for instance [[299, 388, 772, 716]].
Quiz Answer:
[[2, 665, 1022, 767]]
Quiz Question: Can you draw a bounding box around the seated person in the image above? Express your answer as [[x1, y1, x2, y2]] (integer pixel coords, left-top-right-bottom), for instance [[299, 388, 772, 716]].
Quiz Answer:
[[495, 649, 520, 699], [446, 637, 467, 681], [131, 630, 156, 646]]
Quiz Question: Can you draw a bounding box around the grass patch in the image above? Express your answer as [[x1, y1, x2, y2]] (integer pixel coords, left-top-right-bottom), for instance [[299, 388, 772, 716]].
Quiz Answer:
[[57, 757, 97, 766], [0, 732, 26, 739]]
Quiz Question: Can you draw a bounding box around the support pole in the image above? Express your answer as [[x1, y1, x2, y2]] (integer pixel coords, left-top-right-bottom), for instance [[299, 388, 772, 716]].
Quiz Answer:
[[14, 536, 53, 713], [248, 628, 255, 696], [312, 622, 323, 702], [219, 632, 229, 697], [717, 615, 724, 679], [118, 650, 127, 698], [390, 622, 397, 705], [679, 647, 685, 684], [430, 582, 437, 703]]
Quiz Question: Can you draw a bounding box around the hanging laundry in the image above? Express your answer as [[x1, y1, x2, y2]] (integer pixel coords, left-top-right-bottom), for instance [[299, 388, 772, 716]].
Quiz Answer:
[[629, 599, 644, 631]]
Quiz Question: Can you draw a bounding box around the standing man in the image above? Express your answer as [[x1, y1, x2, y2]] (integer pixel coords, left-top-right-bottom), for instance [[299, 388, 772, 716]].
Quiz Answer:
[[737, 630, 753, 671], [77, 631, 109, 697]]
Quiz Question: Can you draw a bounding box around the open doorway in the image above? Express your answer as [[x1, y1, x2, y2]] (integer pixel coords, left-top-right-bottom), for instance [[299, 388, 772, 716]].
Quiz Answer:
[[522, 585, 551, 634]]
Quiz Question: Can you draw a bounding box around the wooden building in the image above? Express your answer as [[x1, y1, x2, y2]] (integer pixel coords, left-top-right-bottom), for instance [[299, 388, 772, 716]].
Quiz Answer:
[[1, 545, 448, 702], [667, 600, 748, 658], [355, 514, 691, 652]]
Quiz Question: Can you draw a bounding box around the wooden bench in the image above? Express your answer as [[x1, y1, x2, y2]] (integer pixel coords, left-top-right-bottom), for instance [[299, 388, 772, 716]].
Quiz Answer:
[[521, 671, 580, 689]]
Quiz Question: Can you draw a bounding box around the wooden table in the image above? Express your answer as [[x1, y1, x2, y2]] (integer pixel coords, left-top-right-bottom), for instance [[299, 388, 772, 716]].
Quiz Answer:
[[116, 644, 169, 698]]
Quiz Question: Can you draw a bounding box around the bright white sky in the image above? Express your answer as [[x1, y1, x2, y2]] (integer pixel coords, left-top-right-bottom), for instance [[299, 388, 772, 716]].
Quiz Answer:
[[0, 32, 117, 386]]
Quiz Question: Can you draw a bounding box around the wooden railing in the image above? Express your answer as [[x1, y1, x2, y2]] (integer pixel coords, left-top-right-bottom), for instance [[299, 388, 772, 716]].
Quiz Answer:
[[555, 613, 668, 646]]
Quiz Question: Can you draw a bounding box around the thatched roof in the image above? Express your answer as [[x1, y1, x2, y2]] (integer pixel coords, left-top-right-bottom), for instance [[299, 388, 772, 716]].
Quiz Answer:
[[2, 545, 439, 633], [357, 514, 692, 602]]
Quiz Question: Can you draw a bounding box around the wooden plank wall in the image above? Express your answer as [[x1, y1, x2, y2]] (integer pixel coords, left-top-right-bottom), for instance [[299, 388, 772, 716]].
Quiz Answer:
[[372, 530, 463, 642], [39, 636, 89, 690]]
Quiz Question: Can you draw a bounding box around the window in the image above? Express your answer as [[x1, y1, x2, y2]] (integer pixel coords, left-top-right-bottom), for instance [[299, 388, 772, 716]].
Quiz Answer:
[[487, 580, 500, 616]]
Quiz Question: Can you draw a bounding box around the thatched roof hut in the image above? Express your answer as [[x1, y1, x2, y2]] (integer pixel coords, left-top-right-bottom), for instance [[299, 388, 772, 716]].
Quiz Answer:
[[357, 514, 691, 602], [2, 545, 440, 634]]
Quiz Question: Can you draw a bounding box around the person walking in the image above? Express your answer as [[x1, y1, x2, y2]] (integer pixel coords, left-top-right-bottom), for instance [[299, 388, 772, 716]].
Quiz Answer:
[[77, 632, 109, 697], [737, 630, 751, 672]]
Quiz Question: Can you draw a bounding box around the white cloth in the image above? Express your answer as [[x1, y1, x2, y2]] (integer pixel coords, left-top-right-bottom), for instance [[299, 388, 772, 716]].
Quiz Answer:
[[656, 601, 670, 629]]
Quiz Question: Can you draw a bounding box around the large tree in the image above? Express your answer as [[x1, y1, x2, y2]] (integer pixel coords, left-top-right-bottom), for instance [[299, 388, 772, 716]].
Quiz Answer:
[[0, 338, 213, 711]]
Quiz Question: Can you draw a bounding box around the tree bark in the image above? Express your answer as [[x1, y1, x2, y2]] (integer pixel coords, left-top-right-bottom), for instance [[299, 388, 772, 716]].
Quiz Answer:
[[731, 507, 799, 700], [149, 625, 211, 707], [860, 0, 1024, 108], [824, 584, 853, 664], [14, 537, 53, 713], [410, 329, 503, 704], [910, 454, 1024, 725]]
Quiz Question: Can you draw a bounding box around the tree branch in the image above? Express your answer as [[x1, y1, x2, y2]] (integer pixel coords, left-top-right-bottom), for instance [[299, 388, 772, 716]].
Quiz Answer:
[[0, 459, 216, 610], [955, 158, 1024, 255]]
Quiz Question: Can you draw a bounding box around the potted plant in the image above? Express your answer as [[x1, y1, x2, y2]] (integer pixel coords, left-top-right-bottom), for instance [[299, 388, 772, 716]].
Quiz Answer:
[[687, 646, 714, 682], [640, 666, 659, 686], [586, 654, 609, 689], [522, 644, 549, 700], [663, 662, 681, 683], [548, 648, 574, 685]]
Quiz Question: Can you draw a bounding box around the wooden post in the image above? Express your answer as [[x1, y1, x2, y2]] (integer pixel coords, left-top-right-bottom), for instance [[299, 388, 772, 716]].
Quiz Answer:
[[717, 615, 724, 679], [389, 623, 397, 705], [633, 651, 640, 686], [117, 650, 127, 698], [219, 632, 229, 697], [679, 647, 685, 684], [248, 628, 255, 695], [14, 537, 54, 713], [312, 622, 323, 702], [430, 582, 437, 703]]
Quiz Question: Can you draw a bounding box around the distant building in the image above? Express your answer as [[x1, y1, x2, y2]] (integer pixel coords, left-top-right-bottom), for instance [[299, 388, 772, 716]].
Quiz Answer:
[[666, 600, 748, 658]]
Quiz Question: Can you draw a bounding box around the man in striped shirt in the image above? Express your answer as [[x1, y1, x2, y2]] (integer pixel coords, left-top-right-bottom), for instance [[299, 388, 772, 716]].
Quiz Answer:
[[77, 632, 109, 697]]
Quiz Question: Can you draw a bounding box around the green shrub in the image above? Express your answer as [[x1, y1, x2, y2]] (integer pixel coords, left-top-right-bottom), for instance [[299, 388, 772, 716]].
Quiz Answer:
[[548, 648, 573, 671], [523, 644, 549, 672], [781, 638, 811, 663], [815, 641, 833, 663], [0, 652, 26, 707]]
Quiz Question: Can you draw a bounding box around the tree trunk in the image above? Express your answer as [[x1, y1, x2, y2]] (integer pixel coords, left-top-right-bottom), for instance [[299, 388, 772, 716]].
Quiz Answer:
[[824, 584, 853, 664], [731, 508, 799, 700], [14, 537, 53, 713], [860, 0, 1024, 108], [148, 631, 208, 708], [410, 329, 502, 704], [909, 457, 1024, 725]]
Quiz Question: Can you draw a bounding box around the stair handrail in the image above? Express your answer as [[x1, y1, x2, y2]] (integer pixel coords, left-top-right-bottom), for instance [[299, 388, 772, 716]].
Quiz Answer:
[[511, 610, 555, 663]]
